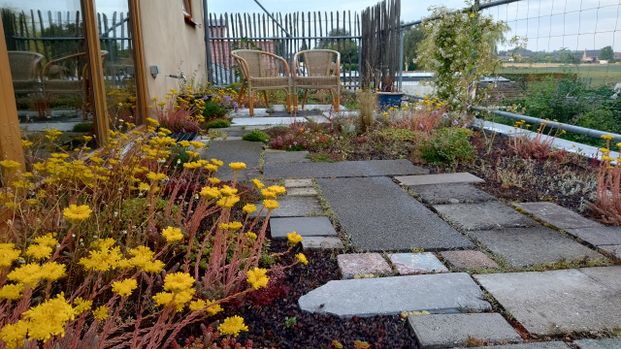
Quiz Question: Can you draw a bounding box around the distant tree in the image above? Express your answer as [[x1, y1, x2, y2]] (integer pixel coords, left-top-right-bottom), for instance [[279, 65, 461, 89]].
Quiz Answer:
[[317, 28, 359, 65], [403, 26, 424, 70], [600, 46, 614, 61], [557, 48, 578, 64]]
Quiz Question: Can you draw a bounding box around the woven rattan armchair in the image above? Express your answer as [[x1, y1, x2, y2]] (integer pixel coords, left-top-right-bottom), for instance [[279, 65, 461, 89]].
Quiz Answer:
[[292, 49, 341, 112], [232, 49, 291, 116], [8, 51, 44, 97]]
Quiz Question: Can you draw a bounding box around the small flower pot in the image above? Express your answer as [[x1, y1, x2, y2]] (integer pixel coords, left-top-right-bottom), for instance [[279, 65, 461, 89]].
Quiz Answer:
[[377, 92, 404, 110]]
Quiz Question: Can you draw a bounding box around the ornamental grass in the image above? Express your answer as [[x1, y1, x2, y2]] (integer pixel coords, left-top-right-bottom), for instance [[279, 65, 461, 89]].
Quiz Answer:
[[591, 136, 621, 225], [0, 115, 305, 348]]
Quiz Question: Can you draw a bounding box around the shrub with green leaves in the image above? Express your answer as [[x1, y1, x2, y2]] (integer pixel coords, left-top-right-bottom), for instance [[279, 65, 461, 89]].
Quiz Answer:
[[242, 130, 270, 143], [204, 118, 232, 129], [419, 127, 475, 166], [203, 99, 229, 119]]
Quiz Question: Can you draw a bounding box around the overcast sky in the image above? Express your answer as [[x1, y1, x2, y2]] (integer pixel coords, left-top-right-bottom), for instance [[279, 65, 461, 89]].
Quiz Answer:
[[2, 0, 620, 51]]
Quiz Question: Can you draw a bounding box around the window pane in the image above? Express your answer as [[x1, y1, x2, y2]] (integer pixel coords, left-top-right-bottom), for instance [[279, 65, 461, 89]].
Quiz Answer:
[[1, 1, 92, 138]]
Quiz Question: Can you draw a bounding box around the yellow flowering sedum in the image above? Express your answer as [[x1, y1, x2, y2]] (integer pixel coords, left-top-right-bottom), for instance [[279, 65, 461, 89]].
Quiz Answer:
[[63, 204, 92, 223], [7, 262, 65, 287], [162, 226, 184, 243], [33, 234, 58, 248], [111, 278, 138, 297], [126, 246, 165, 273], [25, 244, 53, 260], [252, 178, 265, 189], [93, 305, 109, 321], [217, 195, 240, 208], [242, 203, 257, 214], [146, 171, 168, 182], [0, 243, 20, 268], [287, 232, 303, 246], [295, 253, 309, 266], [0, 283, 24, 301], [79, 239, 125, 272], [0, 160, 21, 170], [262, 199, 279, 210], [228, 162, 247, 171], [200, 186, 221, 199], [246, 267, 269, 290], [245, 231, 257, 240], [21, 293, 76, 341], [0, 320, 28, 349], [218, 316, 249, 337], [72, 297, 92, 314]]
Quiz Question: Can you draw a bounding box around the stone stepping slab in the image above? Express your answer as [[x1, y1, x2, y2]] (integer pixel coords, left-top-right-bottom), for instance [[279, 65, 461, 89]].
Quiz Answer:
[[440, 250, 499, 270], [574, 338, 621, 349], [396, 172, 484, 186], [468, 226, 605, 268], [298, 273, 491, 318], [565, 227, 621, 248], [454, 342, 571, 349], [475, 266, 621, 336], [286, 187, 318, 196], [202, 140, 264, 181], [284, 178, 313, 188], [408, 313, 522, 348], [318, 176, 473, 251], [302, 236, 344, 250], [337, 253, 392, 279], [388, 253, 448, 275], [255, 196, 323, 217], [270, 216, 337, 239], [411, 183, 495, 205], [264, 159, 428, 179], [434, 201, 536, 231], [601, 245, 621, 259], [264, 150, 310, 164], [515, 202, 601, 230]]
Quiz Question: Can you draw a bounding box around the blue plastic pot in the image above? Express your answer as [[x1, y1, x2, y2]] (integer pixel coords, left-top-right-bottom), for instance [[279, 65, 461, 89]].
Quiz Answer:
[[377, 92, 403, 110]]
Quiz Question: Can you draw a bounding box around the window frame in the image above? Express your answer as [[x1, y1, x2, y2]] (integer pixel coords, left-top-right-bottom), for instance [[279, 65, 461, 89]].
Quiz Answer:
[[182, 0, 198, 26]]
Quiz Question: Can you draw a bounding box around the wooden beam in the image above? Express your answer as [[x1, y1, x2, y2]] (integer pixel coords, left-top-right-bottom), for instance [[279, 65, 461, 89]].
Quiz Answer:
[[128, 0, 148, 125], [0, 16, 25, 175], [82, 0, 109, 145]]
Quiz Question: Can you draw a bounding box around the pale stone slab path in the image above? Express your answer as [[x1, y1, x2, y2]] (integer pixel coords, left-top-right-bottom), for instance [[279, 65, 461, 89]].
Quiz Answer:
[[202, 140, 263, 181], [231, 116, 307, 126], [265, 159, 428, 179], [302, 236, 344, 250], [337, 253, 392, 279], [455, 342, 571, 349], [264, 150, 310, 164], [515, 202, 601, 229], [396, 172, 484, 186], [574, 338, 621, 349], [469, 226, 605, 267], [601, 245, 621, 259], [411, 183, 495, 205], [565, 227, 621, 247], [408, 313, 522, 348], [287, 187, 318, 196], [475, 266, 621, 336], [435, 201, 536, 231], [440, 250, 499, 270], [298, 273, 491, 317], [255, 196, 322, 217], [388, 253, 448, 275], [317, 176, 473, 251], [284, 178, 313, 188], [270, 217, 337, 239]]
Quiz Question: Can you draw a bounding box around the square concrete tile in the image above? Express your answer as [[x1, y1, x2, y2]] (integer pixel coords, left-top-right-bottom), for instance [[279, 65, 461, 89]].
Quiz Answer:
[[435, 201, 536, 231], [411, 183, 495, 205], [270, 216, 337, 239], [574, 338, 621, 349], [515, 202, 601, 229], [469, 226, 605, 268], [408, 313, 522, 348], [287, 187, 318, 196], [255, 196, 323, 217], [264, 150, 310, 164], [454, 343, 571, 349], [337, 253, 392, 279], [600, 245, 621, 259], [396, 172, 484, 186], [475, 267, 621, 336], [565, 226, 621, 247], [302, 236, 344, 250], [284, 178, 314, 188], [440, 250, 499, 270], [388, 253, 448, 275]]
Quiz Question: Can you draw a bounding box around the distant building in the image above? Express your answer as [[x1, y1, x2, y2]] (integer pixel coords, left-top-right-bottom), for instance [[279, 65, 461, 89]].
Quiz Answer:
[[581, 49, 596, 63]]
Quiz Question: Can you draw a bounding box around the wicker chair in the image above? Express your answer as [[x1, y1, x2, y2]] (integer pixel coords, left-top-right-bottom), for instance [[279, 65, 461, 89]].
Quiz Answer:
[[232, 49, 291, 116], [292, 49, 341, 112], [8, 51, 44, 97]]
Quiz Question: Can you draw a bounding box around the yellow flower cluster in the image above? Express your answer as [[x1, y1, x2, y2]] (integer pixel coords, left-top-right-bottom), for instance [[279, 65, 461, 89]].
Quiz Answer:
[[295, 253, 309, 266], [24, 233, 58, 260], [287, 232, 303, 246], [0, 243, 20, 268], [228, 162, 247, 171], [246, 267, 269, 290], [63, 204, 92, 223], [79, 238, 124, 272], [219, 221, 243, 231], [7, 262, 65, 287], [111, 278, 138, 297], [153, 272, 196, 312], [162, 226, 184, 243], [242, 203, 257, 214], [218, 315, 249, 337], [189, 298, 223, 316]]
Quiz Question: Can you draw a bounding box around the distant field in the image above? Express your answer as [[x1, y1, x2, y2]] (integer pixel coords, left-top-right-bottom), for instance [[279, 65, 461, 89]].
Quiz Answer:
[[499, 63, 621, 87]]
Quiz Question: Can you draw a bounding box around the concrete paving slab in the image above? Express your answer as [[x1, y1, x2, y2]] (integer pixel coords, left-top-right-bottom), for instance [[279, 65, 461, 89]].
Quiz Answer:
[[475, 266, 621, 336], [565, 227, 621, 247], [298, 273, 491, 317], [302, 236, 344, 250], [434, 201, 536, 231], [302, 104, 347, 112], [284, 178, 314, 188], [600, 245, 621, 259], [231, 116, 307, 126], [411, 183, 495, 205], [270, 216, 337, 239], [388, 253, 448, 275], [264, 150, 310, 164], [202, 140, 264, 181], [454, 342, 570, 349], [408, 313, 522, 348], [229, 108, 269, 117], [337, 253, 392, 279], [440, 250, 499, 270], [265, 159, 428, 179], [287, 187, 318, 196], [396, 172, 484, 186], [469, 226, 605, 267], [574, 338, 621, 349], [515, 202, 601, 229], [318, 177, 473, 251], [255, 196, 323, 217], [306, 114, 330, 123]]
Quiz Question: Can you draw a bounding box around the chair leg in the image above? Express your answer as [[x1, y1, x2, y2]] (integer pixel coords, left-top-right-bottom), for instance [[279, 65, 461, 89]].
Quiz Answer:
[[262, 91, 269, 108], [301, 89, 309, 110], [249, 90, 255, 117], [293, 91, 299, 114], [286, 89, 292, 114], [334, 87, 340, 112], [238, 83, 247, 106]]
